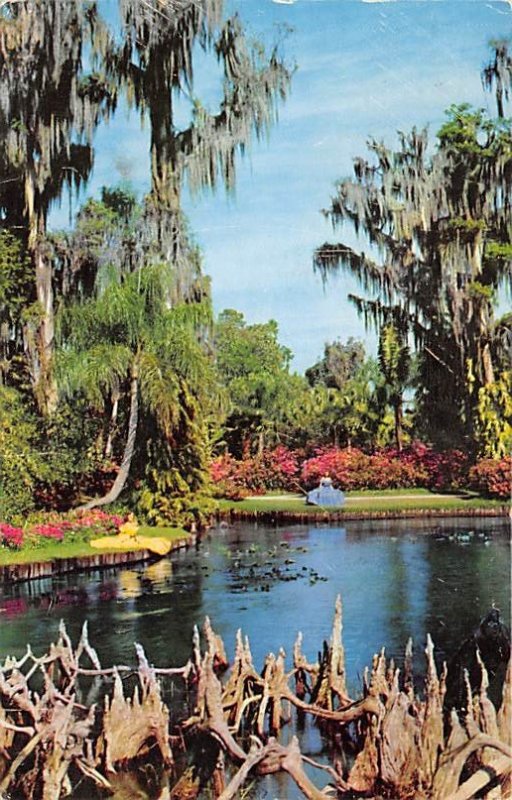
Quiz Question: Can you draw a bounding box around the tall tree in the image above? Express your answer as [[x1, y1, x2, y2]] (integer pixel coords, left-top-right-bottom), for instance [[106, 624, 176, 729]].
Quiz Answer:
[[315, 104, 512, 446], [214, 309, 294, 456], [0, 0, 115, 413], [305, 338, 366, 390], [112, 0, 291, 263]]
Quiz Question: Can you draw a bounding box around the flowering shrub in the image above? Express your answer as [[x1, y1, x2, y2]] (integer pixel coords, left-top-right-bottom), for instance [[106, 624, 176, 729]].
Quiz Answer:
[[0, 510, 127, 553], [469, 457, 511, 500], [210, 447, 300, 497], [32, 523, 65, 541], [29, 509, 124, 542], [211, 443, 478, 496], [387, 443, 470, 492], [0, 523, 24, 549], [301, 447, 420, 491]]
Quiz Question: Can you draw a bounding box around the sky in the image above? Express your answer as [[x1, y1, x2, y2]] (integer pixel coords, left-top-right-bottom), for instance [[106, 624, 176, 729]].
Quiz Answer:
[[50, 0, 512, 372]]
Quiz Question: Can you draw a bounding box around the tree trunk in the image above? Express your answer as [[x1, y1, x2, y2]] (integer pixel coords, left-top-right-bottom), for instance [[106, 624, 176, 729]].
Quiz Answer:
[[394, 398, 403, 453], [22, 172, 58, 415], [481, 341, 495, 386], [80, 366, 139, 510], [105, 387, 120, 459], [34, 236, 58, 415]]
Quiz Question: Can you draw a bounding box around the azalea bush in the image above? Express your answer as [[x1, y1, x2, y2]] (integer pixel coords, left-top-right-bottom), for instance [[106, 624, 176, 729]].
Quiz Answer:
[[301, 447, 420, 491], [211, 443, 479, 495], [210, 446, 300, 498], [387, 443, 471, 492], [0, 523, 24, 549], [27, 510, 125, 547], [469, 457, 512, 500]]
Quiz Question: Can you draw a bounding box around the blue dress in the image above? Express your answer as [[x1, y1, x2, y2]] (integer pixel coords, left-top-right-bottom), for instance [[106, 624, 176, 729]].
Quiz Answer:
[[306, 478, 345, 507]]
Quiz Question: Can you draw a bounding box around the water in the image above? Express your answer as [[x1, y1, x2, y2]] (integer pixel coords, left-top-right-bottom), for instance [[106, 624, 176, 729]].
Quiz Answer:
[[0, 517, 509, 798]]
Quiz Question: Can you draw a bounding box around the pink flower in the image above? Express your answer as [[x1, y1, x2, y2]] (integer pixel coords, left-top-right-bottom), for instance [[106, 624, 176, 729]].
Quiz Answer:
[[0, 523, 24, 549]]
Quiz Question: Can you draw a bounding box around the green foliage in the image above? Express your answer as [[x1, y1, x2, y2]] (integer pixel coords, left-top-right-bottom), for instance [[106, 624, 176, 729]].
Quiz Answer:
[[136, 387, 216, 528], [378, 325, 410, 400], [474, 373, 512, 458], [305, 338, 365, 389], [216, 310, 291, 381], [214, 309, 297, 455], [0, 387, 52, 522], [0, 231, 32, 386]]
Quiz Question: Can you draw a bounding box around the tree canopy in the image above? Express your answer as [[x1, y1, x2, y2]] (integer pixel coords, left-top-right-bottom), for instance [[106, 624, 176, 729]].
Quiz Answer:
[[315, 99, 512, 449]]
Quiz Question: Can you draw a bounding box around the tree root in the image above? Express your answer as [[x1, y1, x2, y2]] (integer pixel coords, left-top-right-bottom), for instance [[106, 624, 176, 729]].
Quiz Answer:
[[0, 600, 510, 799]]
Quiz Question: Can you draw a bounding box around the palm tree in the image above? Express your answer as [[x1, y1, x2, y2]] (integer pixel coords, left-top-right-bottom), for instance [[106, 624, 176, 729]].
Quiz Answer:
[[57, 262, 214, 508]]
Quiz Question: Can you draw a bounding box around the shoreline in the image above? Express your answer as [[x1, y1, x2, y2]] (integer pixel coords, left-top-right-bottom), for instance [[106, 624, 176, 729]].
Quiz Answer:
[[0, 532, 196, 585], [218, 505, 510, 525], [1, 502, 509, 584]]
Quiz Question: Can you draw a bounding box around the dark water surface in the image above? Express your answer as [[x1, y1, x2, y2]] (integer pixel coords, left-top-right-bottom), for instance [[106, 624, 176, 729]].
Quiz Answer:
[[0, 517, 510, 798]]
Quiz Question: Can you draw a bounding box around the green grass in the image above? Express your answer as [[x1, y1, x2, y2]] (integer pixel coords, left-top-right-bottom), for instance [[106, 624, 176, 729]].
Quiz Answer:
[[218, 490, 505, 515], [0, 526, 190, 567]]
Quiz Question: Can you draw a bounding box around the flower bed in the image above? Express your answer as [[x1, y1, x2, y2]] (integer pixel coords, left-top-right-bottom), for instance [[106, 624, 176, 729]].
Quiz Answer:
[[0, 510, 126, 551], [211, 445, 511, 498]]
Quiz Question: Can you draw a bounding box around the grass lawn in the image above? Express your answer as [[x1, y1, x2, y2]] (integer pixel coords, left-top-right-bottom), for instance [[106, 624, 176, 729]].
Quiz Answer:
[[0, 526, 190, 567], [218, 490, 506, 515]]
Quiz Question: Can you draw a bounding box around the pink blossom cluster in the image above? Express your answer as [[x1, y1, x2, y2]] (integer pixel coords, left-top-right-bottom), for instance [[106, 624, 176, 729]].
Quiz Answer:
[[469, 457, 512, 500], [0, 523, 24, 549], [211, 444, 510, 498], [211, 446, 301, 498], [32, 523, 65, 541], [302, 444, 471, 492], [0, 510, 127, 553]]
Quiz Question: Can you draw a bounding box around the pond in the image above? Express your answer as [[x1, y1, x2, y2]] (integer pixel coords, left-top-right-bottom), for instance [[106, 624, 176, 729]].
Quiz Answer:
[[0, 517, 510, 798]]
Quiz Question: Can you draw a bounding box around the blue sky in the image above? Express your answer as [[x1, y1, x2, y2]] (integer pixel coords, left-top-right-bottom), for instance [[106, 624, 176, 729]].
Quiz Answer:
[[51, 0, 511, 372]]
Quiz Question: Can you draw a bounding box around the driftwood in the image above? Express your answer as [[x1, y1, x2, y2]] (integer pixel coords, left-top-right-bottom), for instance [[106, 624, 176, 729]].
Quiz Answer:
[[0, 598, 510, 799]]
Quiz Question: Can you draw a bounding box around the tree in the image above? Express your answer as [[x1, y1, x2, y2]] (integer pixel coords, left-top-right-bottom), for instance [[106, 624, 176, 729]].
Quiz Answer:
[[482, 38, 512, 118], [110, 0, 292, 261], [0, 230, 31, 388], [315, 102, 512, 447], [58, 261, 215, 509], [0, 0, 115, 413], [377, 324, 411, 452], [214, 310, 296, 455], [305, 338, 365, 390]]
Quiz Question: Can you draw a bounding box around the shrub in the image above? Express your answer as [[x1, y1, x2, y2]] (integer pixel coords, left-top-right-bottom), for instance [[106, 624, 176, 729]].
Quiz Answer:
[[210, 447, 300, 497], [24, 510, 126, 548], [32, 523, 65, 541], [0, 387, 53, 523], [301, 447, 421, 491], [0, 523, 24, 549], [388, 442, 470, 492], [469, 457, 511, 500], [211, 443, 479, 497]]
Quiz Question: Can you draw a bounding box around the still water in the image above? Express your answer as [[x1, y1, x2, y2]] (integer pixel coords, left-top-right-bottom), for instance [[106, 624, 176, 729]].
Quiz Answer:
[[0, 517, 510, 797]]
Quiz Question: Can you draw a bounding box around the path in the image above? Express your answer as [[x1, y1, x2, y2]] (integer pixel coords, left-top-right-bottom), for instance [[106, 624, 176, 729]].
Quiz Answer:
[[250, 493, 470, 502]]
